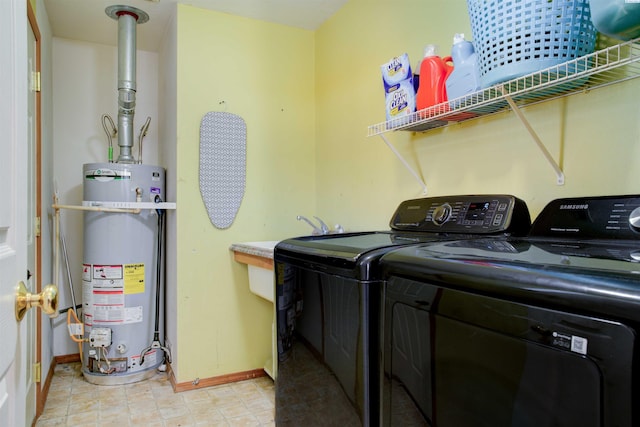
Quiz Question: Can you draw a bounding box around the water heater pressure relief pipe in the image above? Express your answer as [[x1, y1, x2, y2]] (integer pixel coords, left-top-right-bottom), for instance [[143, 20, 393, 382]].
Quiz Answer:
[[106, 5, 149, 164], [139, 195, 171, 367]]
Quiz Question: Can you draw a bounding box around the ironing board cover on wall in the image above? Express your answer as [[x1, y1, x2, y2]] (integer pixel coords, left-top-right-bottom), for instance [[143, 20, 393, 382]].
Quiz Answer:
[[199, 111, 246, 229]]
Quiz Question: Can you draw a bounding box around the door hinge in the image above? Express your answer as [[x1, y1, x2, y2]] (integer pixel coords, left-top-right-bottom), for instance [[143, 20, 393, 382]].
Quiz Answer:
[[34, 362, 41, 383], [32, 71, 41, 92], [35, 216, 41, 237]]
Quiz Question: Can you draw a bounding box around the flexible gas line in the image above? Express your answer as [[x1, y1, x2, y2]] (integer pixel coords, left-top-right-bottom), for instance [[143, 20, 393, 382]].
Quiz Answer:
[[67, 309, 86, 363]]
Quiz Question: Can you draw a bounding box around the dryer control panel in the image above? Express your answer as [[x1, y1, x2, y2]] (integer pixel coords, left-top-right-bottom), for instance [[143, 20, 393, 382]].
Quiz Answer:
[[390, 195, 531, 235], [530, 194, 640, 240]]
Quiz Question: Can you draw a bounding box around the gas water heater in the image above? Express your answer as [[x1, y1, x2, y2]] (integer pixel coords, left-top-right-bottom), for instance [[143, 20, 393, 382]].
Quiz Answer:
[[82, 164, 165, 384], [81, 5, 168, 385]]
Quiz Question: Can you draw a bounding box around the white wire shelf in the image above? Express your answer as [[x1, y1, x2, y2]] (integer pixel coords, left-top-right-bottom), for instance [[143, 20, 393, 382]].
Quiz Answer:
[[368, 38, 640, 136]]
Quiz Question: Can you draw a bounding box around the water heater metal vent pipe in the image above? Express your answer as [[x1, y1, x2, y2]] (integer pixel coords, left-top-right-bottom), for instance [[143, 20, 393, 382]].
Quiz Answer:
[[106, 5, 149, 164]]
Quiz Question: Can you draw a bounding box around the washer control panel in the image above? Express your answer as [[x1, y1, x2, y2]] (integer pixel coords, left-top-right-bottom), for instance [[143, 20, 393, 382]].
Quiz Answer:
[[390, 195, 531, 235]]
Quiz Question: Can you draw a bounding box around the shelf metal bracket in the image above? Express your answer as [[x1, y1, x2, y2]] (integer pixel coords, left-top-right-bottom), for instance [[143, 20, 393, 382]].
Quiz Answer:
[[379, 133, 428, 194], [502, 90, 565, 185]]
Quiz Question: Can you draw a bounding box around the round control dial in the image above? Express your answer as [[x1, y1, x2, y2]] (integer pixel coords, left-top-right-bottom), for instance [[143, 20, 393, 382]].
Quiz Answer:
[[432, 203, 452, 226], [630, 207, 640, 230]]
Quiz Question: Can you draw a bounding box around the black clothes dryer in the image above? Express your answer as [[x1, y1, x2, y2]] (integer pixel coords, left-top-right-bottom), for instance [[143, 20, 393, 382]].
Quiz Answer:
[[274, 195, 531, 426], [380, 194, 640, 427]]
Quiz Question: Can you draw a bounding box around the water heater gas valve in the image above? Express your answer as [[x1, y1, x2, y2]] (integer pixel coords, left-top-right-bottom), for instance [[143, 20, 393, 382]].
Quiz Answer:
[[89, 328, 112, 348]]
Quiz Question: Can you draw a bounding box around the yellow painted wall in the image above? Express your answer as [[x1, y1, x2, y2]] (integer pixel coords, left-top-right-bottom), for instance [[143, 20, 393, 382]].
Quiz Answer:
[[315, 0, 640, 229], [174, 5, 316, 381], [171, 0, 640, 383]]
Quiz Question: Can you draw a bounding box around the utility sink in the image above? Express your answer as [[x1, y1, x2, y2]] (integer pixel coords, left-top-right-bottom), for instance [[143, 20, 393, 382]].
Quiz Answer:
[[233, 240, 280, 253], [230, 241, 278, 302], [230, 241, 279, 378]]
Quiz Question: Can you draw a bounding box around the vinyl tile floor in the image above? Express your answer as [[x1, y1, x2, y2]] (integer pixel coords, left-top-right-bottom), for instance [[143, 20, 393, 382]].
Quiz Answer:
[[35, 362, 275, 427]]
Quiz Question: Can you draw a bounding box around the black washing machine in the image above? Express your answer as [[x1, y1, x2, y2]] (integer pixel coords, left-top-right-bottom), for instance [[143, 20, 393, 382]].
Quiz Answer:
[[380, 194, 640, 427], [274, 195, 531, 426]]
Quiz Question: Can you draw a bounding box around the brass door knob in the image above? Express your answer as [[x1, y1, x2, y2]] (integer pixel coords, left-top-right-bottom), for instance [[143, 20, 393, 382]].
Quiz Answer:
[[15, 281, 59, 321]]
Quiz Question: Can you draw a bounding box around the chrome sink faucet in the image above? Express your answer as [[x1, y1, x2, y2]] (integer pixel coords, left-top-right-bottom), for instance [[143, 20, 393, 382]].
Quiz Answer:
[[297, 215, 330, 235]]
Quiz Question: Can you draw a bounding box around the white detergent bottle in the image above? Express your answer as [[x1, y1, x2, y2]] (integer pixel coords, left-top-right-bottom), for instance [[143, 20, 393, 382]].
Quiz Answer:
[[445, 33, 481, 103]]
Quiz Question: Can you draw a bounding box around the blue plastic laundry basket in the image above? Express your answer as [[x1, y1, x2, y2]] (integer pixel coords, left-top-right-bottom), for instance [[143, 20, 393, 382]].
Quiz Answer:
[[466, 0, 597, 88]]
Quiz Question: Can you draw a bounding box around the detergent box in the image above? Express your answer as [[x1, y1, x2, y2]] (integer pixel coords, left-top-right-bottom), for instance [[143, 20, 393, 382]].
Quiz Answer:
[[381, 53, 416, 122]]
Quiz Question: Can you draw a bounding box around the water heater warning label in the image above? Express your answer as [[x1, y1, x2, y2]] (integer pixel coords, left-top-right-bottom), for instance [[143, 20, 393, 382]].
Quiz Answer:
[[125, 306, 143, 323], [82, 263, 145, 324], [124, 263, 145, 294], [93, 265, 123, 282], [93, 304, 124, 323], [93, 289, 124, 305]]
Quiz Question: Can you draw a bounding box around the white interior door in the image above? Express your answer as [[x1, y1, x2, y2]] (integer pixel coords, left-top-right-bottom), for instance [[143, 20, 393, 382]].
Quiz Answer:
[[0, 0, 30, 426], [25, 5, 39, 424]]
